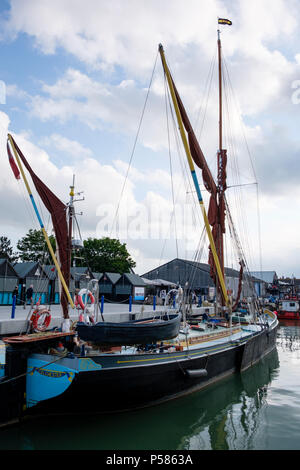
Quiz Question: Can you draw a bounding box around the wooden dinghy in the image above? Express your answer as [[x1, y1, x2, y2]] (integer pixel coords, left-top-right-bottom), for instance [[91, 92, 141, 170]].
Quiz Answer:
[[75, 313, 181, 346]]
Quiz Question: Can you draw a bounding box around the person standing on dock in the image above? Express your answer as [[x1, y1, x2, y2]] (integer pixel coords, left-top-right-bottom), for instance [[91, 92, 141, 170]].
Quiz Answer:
[[24, 284, 34, 309], [12, 285, 18, 303]]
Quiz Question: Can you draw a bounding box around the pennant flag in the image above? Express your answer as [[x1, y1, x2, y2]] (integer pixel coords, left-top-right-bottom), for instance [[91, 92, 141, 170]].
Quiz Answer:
[[7, 141, 20, 179], [218, 18, 232, 26]]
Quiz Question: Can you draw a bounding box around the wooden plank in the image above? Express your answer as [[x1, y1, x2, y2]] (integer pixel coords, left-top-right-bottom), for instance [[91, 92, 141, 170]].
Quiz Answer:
[[3, 331, 75, 344]]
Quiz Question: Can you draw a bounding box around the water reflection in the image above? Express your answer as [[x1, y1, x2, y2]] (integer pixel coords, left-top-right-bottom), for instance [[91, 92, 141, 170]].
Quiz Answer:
[[277, 320, 300, 352], [183, 348, 280, 450]]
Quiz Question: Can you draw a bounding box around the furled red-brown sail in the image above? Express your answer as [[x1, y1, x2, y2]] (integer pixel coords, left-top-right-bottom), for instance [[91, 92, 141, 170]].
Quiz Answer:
[[9, 136, 70, 318], [171, 77, 227, 297]]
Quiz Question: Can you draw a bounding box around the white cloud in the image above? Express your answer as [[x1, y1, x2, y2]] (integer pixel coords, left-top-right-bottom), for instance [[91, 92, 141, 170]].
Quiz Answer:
[[0, 112, 203, 273], [1, 0, 300, 276], [3, 0, 223, 71], [40, 133, 93, 159]]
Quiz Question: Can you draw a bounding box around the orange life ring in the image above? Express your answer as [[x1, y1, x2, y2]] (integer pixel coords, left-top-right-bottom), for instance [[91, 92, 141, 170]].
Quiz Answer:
[[30, 308, 51, 332], [75, 289, 95, 310]]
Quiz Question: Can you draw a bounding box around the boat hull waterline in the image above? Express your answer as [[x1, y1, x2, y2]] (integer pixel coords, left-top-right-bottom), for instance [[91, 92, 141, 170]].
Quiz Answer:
[[276, 311, 300, 320], [24, 320, 278, 418]]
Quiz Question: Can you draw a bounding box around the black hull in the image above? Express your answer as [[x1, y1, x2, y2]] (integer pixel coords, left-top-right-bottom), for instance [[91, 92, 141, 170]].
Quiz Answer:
[[75, 314, 181, 345], [26, 325, 278, 418]]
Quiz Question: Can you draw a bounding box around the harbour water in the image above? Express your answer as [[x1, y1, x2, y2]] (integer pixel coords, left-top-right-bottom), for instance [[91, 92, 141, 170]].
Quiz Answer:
[[0, 320, 299, 451]]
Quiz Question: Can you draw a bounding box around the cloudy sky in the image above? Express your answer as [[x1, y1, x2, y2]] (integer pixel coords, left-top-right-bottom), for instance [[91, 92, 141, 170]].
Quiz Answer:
[[0, 0, 300, 278]]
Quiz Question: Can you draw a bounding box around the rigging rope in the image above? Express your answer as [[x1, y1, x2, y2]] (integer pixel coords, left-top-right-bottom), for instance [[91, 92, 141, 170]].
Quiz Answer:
[[109, 50, 159, 239], [164, 74, 179, 259], [222, 53, 262, 277], [157, 71, 205, 270]]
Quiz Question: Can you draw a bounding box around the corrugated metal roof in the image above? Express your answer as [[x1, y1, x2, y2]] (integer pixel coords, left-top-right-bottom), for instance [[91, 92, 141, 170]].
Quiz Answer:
[[70, 266, 93, 281], [92, 272, 103, 280], [121, 273, 146, 286], [70, 266, 89, 274], [13, 262, 42, 278], [0, 259, 19, 277], [177, 258, 211, 273], [43, 265, 57, 280], [250, 271, 277, 283], [99, 272, 121, 284], [183, 260, 242, 278], [143, 258, 256, 280], [141, 277, 176, 287]]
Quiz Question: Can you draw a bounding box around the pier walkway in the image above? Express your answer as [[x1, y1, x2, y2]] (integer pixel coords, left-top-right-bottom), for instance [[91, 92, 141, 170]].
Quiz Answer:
[[0, 303, 159, 336]]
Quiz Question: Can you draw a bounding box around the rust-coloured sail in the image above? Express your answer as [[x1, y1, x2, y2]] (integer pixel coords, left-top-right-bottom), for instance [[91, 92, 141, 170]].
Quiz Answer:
[[10, 136, 70, 317], [171, 78, 227, 294]]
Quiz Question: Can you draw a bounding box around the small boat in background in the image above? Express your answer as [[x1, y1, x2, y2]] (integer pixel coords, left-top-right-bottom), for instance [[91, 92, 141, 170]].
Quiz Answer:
[[276, 299, 300, 320]]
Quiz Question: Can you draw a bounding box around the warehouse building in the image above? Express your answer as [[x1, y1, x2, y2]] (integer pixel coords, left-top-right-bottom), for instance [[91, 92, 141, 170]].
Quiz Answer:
[[142, 258, 266, 300]]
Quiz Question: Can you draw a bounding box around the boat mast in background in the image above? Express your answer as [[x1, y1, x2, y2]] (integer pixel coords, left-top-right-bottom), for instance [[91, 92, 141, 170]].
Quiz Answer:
[[68, 175, 85, 268]]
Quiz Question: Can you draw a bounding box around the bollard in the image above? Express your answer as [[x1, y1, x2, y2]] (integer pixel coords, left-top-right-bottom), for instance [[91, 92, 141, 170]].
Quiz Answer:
[[153, 295, 156, 311], [11, 294, 16, 319], [100, 295, 104, 314], [129, 295, 132, 312]]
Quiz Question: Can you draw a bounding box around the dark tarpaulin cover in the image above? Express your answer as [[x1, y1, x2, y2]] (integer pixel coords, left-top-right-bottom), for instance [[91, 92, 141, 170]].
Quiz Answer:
[[9, 136, 70, 317]]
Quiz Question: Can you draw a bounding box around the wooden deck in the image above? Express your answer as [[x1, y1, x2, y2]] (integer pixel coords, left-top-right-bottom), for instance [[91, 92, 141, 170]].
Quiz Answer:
[[2, 331, 75, 344]]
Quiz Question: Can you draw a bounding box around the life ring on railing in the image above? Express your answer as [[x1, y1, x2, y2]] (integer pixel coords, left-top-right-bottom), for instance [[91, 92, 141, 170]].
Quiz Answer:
[[30, 308, 51, 332], [75, 289, 95, 311]]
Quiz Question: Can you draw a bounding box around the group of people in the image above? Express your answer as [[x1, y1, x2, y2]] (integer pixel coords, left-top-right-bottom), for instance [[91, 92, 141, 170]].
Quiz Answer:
[[12, 284, 34, 308]]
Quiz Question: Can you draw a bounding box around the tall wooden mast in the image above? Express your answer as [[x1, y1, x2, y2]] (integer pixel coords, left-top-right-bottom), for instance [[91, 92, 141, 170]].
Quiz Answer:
[[218, 29, 223, 153], [217, 29, 225, 301]]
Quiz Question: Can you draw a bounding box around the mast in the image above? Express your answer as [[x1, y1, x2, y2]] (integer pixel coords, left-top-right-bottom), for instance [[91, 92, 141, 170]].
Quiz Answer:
[[68, 175, 75, 268], [217, 28, 225, 305], [159, 44, 229, 307], [218, 29, 223, 152], [215, 18, 233, 307]]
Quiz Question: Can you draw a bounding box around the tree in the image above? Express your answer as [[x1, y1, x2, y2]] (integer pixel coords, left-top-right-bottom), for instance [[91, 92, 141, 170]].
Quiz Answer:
[[0, 236, 18, 263], [17, 229, 56, 263], [82, 237, 136, 273]]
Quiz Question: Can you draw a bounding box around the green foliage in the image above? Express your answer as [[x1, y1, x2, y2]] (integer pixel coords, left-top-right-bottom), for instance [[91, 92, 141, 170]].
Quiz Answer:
[[83, 237, 136, 273], [0, 236, 18, 263], [15, 230, 136, 274], [17, 229, 56, 263]]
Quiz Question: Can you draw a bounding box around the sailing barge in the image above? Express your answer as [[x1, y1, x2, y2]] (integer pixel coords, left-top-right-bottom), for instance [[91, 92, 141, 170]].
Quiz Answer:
[[0, 24, 278, 427], [0, 311, 277, 425]]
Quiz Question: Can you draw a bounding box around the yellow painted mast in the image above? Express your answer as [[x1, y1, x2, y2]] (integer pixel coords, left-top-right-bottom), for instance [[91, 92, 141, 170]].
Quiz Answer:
[[158, 44, 229, 307]]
